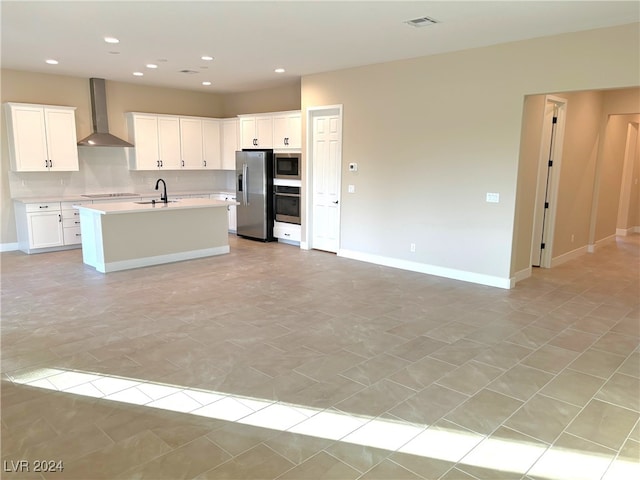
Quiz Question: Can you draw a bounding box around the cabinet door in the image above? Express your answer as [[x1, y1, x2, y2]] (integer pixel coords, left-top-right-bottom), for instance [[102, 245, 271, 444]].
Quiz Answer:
[[202, 119, 221, 169], [221, 119, 239, 170], [44, 108, 79, 171], [158, 116, 181, 169], [8, 105, 49, 171], [131, 115, 161, 169], [272, 113, 301, 149], [255, 116, 273, 148], [286, 113, 301, 149], [239, 117, 257, 149], [180, 118, 204, 169], [28, 212, 64, 249]]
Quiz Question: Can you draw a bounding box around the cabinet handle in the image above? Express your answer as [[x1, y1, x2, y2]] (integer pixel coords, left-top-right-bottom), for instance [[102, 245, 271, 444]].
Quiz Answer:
[[253, 138, 257, 146], [203, 160, 207, 167], [160, 160, 163, 167], [157, 160, 160, 168], [39, 205, 49, 209], [58, 214, 62, 222], [284, 137, 288, 145], [75, 233, 81, 237], [181, 160, 185, 167], [74, 221, 80, 224]]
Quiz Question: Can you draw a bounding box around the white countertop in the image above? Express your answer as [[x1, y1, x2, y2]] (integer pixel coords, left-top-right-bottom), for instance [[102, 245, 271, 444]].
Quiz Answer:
[[13, 191, 235, 204], [76, 197, 236, 215]]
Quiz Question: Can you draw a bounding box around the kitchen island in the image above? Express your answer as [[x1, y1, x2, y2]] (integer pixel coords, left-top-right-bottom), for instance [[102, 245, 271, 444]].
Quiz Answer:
[[76, 198, 234, 273]]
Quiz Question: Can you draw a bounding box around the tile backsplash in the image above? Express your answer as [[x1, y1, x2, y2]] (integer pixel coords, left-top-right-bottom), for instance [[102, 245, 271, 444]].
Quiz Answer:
[[9, 146, 235, 198]]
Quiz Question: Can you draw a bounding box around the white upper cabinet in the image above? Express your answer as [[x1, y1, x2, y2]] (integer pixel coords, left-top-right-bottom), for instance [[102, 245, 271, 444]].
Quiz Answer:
[[202, 119, 222, 169], [128, 113, 221, 170], [179, 117, 205, 169], [221, 118, 239, 170], [239, 115, 274, 149], [4, 103, 79, 172], [272, 112, 301, 149]]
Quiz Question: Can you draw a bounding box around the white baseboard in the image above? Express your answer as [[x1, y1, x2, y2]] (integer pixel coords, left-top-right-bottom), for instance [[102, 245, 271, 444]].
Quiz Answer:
[[510, 267, 532, 287], [338, 249, 512, 289], [588, 233, 617, 253], [551, 245, 589, 267], [617, 226, 640, 236], [97, 246, 230, 273], [0, 243, 19, 252]]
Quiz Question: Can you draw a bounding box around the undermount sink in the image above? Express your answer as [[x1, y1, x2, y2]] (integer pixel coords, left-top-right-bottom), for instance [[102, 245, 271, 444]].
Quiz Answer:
[[135, 200, 178, 205]]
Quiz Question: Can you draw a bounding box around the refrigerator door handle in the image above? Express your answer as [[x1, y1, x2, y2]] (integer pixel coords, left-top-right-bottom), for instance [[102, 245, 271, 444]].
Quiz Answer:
[[242, 163, 249, 205]]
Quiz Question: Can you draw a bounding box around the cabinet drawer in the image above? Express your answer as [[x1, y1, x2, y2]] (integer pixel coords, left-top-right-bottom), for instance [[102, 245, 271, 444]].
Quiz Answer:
[[25, 202, 61, 212], [63, 226, 82, 245], [61, 200, 91, 209], [62, 215, 82, 228], [274, 223, 301, 242]]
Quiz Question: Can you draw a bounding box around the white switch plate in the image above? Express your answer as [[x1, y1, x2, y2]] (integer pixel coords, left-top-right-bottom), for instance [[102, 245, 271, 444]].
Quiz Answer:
[[348, 184, 355, 193], [486, 192, 500, 203]]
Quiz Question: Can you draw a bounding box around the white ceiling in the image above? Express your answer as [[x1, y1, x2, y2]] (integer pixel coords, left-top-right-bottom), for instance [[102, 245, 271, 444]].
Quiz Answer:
[[2, 1, 638, 94]]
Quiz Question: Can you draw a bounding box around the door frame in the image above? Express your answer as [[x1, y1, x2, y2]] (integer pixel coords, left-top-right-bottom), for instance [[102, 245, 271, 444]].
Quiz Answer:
[[302, 104, 343, 251], [530, 95, 567, 268]]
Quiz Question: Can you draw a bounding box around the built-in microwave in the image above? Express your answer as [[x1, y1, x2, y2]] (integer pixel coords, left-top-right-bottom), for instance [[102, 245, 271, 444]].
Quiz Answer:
[[274, 153, 301, 180]]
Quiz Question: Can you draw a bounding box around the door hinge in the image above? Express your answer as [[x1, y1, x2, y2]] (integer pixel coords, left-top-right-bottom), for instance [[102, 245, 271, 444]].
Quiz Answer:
[[541, 243, 546, 249], [548, 160, 553, 167], [552, 116, 558, 124], [544, 202, 549, 209]]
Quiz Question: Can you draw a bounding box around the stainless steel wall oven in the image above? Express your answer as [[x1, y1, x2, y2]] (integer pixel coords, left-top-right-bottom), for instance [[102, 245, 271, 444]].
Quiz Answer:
[[274, 186, 301, 224]]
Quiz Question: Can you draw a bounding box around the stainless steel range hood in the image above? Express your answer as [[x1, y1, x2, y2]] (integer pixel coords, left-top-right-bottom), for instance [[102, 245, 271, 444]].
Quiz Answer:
[[77, 78, 133, 147]]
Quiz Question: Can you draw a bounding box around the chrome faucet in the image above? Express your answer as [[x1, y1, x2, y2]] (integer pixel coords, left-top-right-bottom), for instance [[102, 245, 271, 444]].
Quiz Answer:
[[155, 178, 168, 203]]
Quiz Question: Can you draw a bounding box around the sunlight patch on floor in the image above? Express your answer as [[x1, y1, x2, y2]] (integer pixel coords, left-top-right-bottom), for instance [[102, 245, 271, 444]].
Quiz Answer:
[[8, 367, 637, 479]]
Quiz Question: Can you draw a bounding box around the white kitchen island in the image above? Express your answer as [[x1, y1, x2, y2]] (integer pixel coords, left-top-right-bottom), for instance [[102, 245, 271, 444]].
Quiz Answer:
[[76, 198, 234, 273]]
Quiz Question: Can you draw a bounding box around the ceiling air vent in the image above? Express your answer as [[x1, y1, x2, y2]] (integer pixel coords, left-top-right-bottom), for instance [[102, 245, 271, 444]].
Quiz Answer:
[[405, 16, 439, 27], [179, 69, 199, 74]]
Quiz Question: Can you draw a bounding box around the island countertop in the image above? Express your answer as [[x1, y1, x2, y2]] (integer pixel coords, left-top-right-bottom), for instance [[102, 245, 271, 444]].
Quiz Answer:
[[76, 197, 236, 215]]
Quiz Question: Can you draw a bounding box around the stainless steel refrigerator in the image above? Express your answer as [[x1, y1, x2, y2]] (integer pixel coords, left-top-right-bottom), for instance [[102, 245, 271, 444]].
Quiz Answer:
[[235, 150, 275, 241]]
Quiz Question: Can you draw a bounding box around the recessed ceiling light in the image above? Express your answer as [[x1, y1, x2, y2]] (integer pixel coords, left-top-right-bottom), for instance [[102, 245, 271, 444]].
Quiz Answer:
[[274, 68, 285, 73], [104, 36, 120, 44], [133, 72, 144, 77], [45, 59, 59, 65], [202, 81, 212, 86], [201, 55, 214, 61], [146, 64, 158, 69]]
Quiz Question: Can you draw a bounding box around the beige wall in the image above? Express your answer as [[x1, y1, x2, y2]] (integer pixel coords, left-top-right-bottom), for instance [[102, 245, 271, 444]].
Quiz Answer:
[[512, 95, 545, 274], [222, 81, 301, 117], [595, 113, 640, 241], [628, 130, 640, 229], [552, 91, 604, 256], [302, 23, 639, 283]]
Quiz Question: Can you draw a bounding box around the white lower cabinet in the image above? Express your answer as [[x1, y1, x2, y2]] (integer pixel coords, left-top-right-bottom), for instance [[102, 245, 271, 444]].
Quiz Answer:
[[61, 201, 90, 246], [274, 221, 301, 243], [211, 193, 236, 232], [15, 202, 64, 253]]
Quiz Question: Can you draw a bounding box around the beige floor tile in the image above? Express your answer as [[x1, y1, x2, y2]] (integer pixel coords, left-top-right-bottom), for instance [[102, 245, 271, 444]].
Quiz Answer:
[[276, 451, 360, 479], [539, 369, 605, 407], [1, 235, 638, 480], [445, 389, 523, 436], [358, 459, 423, 479], [566, 399, 639, 450], [195, 444, 295, 479], [595, 372, 640, 412], [504, 394, 580, 443], [568, 348, 627, 379], [435, 360, 503, 395], [487, 364, 554, 401]]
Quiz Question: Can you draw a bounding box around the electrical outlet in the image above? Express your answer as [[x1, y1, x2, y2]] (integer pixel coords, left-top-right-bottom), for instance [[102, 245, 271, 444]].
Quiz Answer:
[[348, 184, 355, 193], [486, 192, 500, 203], [410, 243, 416, 253], [571, 234, 575, 243]]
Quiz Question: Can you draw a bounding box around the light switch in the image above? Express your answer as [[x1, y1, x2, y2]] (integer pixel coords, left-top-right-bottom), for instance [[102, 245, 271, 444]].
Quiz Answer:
[[348, 184, 355, 193], [486, 192, 500, 203], [349, 163, 358, 172]]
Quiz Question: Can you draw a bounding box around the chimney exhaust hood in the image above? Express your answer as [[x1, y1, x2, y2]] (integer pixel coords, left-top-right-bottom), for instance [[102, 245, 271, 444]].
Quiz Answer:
[[77, 78, 133, 147]]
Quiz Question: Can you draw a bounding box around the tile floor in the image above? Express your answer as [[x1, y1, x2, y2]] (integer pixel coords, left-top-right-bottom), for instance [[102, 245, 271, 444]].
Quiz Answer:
[[1, 234, 638, 479]]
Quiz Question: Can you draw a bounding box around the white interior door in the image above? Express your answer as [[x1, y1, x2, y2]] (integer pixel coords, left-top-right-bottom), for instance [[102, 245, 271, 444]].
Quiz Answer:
[[531, 96, 566, 268], [311, 114, 342, 252]]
